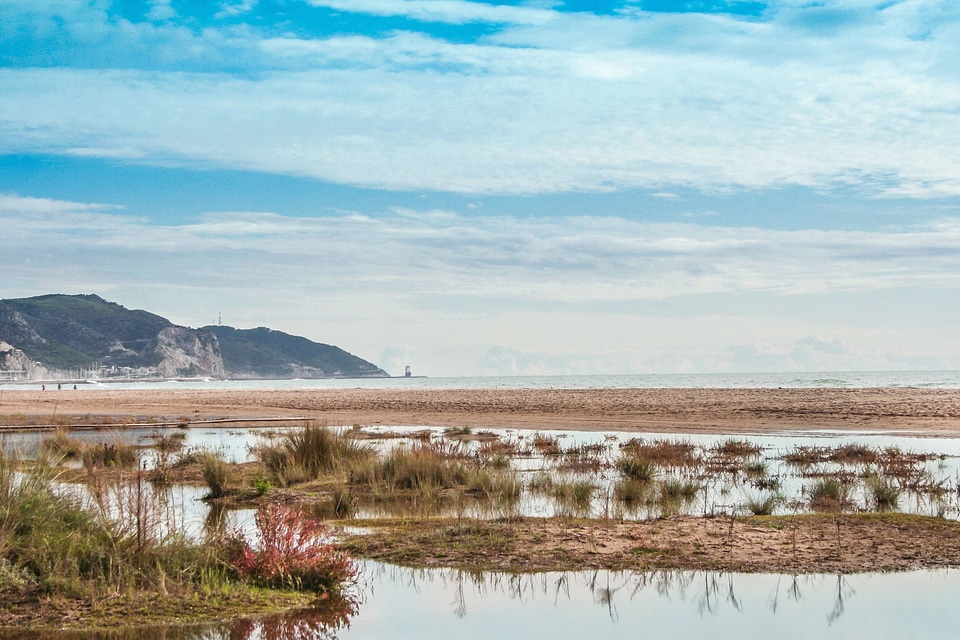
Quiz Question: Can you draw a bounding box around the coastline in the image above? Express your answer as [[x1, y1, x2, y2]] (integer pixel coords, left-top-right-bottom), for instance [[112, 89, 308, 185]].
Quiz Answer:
[[3, 387, 960, 436]]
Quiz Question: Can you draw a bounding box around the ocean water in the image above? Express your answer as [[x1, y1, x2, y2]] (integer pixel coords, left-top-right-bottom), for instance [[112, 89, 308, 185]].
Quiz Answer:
[[5, 370, 960, 391]]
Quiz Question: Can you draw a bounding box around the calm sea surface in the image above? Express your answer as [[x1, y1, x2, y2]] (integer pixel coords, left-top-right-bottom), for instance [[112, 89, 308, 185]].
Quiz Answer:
[[6, 370, 960, 392]]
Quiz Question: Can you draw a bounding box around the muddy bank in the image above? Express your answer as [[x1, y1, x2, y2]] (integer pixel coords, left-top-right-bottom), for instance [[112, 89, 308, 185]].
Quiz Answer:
[[344, 513, 960, 574]]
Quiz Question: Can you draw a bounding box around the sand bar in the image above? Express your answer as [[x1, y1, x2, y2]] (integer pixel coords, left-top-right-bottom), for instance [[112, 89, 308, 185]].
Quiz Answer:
[[3, 387, 960, 436]]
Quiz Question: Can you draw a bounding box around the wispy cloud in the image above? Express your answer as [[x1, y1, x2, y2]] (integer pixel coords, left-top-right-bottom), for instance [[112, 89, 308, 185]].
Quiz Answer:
[[3, 195, 959, 302], [304, 0, 556, 25], [2, 3, 960, 196]]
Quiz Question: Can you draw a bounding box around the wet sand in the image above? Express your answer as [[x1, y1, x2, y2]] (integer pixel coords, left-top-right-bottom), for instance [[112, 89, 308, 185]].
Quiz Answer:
[[347, 513, 960, 575], [3, 387, 960, 436]]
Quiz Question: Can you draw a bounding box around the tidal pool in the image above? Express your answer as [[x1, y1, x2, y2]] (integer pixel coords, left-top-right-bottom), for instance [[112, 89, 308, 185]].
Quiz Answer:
[[6, 424, 960, 521], [11, 563, 959, 639]]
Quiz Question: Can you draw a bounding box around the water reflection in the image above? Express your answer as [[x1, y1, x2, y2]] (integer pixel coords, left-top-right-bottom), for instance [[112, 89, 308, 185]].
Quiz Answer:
[[5, 563, 959, 639], [348, 564, 959, 639], [0, 597, 357, 640]]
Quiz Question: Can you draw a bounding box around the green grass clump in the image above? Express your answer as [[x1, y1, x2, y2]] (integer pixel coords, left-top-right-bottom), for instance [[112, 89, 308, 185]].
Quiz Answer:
[[254, 422, 373, 486], [201, 452, 231, 499], [39, 428, 83, 459], [865, 474, 900, 511], [553, 478, 595, 513], [350, 444, 470, 494], [616, 457, 656, 483], [0, 451, 358, 625], [660, 478, 700, 502], [81, 440, 140, 469], [466, 469, 522, 502], [525, 471, 556, 495], [745, 492, 779, 516], [614, 478, 651, 505], [808, 477, 848, 511]]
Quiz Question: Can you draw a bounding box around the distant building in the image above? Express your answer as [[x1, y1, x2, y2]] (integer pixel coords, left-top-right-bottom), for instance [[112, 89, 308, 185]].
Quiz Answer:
[[404, 365, 411, 378]]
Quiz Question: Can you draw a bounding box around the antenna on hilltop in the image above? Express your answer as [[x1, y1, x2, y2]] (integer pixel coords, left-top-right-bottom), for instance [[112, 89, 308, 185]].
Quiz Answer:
[[218, 312, 222, 326]]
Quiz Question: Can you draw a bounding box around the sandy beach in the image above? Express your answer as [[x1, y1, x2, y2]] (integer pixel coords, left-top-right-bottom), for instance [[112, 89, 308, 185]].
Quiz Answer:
[[3, 386, 960, 436]]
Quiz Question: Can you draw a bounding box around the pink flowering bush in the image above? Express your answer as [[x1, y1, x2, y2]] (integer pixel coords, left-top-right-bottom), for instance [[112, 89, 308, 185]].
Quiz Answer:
[[228, 503, 358, 595]]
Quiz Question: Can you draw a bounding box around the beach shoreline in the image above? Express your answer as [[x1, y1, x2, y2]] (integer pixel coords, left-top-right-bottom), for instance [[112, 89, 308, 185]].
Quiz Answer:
[[3, 387, 960, 436]]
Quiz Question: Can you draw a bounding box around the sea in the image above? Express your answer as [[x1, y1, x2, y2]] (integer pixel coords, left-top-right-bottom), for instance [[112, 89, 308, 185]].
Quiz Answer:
[[4, 370, 960, 391]]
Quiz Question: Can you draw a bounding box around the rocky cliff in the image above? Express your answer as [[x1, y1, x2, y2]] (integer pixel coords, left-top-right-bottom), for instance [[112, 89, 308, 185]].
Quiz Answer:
[[151, 327, 225, 378], [0, 341, 47, 380]]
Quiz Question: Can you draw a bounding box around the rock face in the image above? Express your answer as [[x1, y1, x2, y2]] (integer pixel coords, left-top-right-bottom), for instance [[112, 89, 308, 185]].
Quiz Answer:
[[0, 341, 47, 379], [151, 327, 225, 378]]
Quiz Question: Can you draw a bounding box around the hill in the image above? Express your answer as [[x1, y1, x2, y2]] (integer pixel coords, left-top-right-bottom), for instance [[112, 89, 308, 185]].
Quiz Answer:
[[202, 325, 386, 379], [0, 294, 387, 380]]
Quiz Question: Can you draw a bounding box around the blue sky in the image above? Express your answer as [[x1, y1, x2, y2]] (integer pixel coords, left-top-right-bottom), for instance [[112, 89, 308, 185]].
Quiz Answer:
[[2, 0, 960, 376]]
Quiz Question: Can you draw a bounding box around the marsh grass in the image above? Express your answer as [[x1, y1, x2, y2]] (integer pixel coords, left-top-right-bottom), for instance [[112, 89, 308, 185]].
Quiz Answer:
[[530, 433, 563, 456], [553, 478, 596, 514], [350, 443, 471, 494], [254, 422, 373, 486], [808, 477, 850, 512], [39, 428, 83, 459], [616, 457, 656, 483], [659, 478, 700, 502], [0, 453, 226, 602], [558, 443, 609, 473], [525, 471, 556, 495], [745, 492, 780, 516], [614, 478, 652, 505], [712, 438, 763, 458], [81, 440, 141, 470], [621, 439, 698, 467], [865, 473, 900, 511], [466, 469, 522, 502], [201, 453, 231, 499]]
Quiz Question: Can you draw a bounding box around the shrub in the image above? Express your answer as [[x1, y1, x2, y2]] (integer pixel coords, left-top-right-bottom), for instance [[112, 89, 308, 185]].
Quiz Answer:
[[228, 503, 357, 595]]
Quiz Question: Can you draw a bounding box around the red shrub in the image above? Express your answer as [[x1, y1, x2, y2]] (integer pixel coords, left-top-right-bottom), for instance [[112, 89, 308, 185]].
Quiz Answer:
[[229, 503, 358, 594]]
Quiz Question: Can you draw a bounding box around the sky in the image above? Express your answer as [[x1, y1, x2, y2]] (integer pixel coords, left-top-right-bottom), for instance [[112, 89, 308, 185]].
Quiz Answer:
[[2, 0, 960, 377]]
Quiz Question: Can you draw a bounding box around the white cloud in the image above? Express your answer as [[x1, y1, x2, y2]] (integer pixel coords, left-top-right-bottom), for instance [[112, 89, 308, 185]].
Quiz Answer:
[[305, 0, 556, 25], [216, 0, 258, 19], [3, 194, 959, 374], [3, 4, 960, 196]]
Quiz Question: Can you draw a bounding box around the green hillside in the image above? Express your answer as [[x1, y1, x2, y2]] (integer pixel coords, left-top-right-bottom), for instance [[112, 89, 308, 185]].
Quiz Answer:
[[0, 294, 387, 379], [0, 294, 171, 369], [202, 325, 386, 378]]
